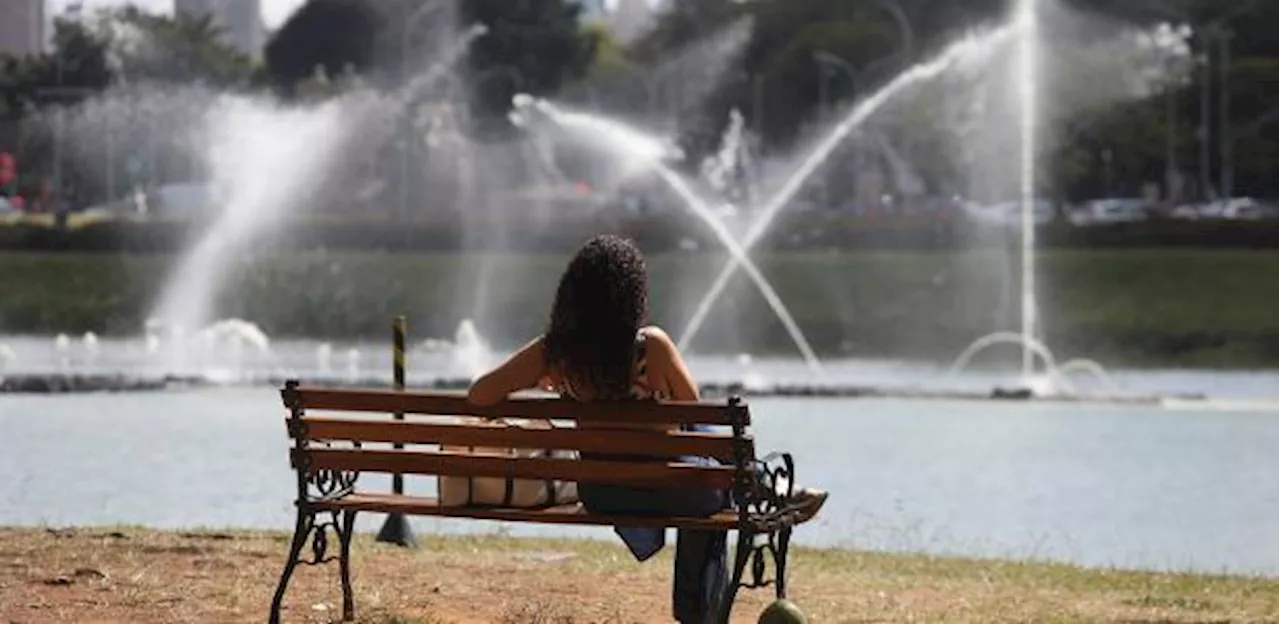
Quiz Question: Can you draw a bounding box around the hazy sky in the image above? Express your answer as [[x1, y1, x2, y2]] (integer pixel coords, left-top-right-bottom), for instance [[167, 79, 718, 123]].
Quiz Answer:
[[45, 0, 658, 31], [47, 0, 307, 29]]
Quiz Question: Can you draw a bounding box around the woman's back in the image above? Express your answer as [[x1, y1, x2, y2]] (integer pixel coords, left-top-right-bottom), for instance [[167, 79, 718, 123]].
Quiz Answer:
[[554, 326, 679, 434]]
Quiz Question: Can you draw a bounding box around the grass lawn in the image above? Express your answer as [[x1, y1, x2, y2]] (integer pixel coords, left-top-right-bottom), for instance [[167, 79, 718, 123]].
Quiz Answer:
[[1, 526, 1275, 623]]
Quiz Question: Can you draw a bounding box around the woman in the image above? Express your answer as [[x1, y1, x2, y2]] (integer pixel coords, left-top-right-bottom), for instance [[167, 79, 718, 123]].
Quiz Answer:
[[467, 234, 729, 623]]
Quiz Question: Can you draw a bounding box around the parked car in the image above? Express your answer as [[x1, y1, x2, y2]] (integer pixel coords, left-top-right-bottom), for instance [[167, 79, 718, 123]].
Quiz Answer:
[[1068, 198, 1152, 225], [147, 182, 224, 217], [1170, 203, 1204, 220], [1217, 197, 1274, 220], [1175, 198, 1278, 220], [963, 199, 1055, 226]]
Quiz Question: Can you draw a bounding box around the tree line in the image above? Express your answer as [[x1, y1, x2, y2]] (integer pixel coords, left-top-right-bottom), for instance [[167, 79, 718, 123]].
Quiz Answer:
[[0, 0, 1274, 210]]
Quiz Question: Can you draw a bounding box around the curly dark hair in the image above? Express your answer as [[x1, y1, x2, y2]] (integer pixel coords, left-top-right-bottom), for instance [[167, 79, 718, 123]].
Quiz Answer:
[[544, 234, 649, 399]]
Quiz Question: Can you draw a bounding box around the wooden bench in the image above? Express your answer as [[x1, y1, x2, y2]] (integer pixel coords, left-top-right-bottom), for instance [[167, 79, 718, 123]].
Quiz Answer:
[[270, 380, 826, 623]]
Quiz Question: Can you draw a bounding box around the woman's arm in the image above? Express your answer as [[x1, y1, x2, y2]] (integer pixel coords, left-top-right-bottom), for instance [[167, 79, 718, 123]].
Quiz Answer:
[[467, 335, 551, 406], [644, 326, 700, 402]]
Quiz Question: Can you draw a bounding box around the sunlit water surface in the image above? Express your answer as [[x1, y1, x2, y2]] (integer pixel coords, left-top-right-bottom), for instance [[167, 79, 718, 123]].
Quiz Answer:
[[2, 385, 1274, 576]]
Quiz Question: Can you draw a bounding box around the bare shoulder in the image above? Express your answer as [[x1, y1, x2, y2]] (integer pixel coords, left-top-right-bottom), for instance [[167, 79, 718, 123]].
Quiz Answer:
[[639, 325, 698, 401], [640, 325, 676, 351], [640, 325, 685, 363]]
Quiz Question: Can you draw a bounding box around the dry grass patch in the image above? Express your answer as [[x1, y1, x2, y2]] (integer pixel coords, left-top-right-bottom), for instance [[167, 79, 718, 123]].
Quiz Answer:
[[0, 526, 1274, 623]]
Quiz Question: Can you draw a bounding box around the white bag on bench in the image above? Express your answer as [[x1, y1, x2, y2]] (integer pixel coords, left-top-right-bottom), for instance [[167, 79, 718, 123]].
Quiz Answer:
[[438, 417, 579, 508]]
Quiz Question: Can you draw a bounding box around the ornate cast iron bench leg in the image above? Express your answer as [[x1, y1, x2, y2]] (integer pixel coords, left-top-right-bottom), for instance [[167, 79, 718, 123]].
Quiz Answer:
[[269, 507, 313, 624], [340, 509, 358, 621], [716, 529, 756, 624], [267, 507, 357, 623], [774, 526, 793, 600], [714, 441, 804, 623]]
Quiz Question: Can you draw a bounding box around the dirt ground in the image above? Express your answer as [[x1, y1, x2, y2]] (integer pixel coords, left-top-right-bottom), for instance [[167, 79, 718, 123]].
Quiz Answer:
[[1, 526, 1275, 623]]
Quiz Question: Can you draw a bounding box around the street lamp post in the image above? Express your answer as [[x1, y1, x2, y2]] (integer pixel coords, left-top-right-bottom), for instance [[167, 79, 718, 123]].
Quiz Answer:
[[1101, 148, 1114, 195], [751, 72, 766, 137], [808, 0, 915, 111], [1217, 28, 1233, 199], [1129, 0, 1254, 200], [870, 0, 915, 61], [810, 50, 859, 114], [35, 86, 98, 212], [1198, 42, 1212, 198], [1145, 22, 1195, 202], [646, 62, 682, 128]]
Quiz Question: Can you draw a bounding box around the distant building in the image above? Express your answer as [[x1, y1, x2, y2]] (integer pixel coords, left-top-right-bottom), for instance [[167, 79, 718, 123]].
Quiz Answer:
[[175, 0, 265, 57], [0, 0, 44, 57], [609, 0, 653, 43], [578, 0, 609, 24]]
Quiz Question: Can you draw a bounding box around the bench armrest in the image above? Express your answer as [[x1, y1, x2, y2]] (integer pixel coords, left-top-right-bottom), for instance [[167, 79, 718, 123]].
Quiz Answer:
[[732, 451, 803, 528]]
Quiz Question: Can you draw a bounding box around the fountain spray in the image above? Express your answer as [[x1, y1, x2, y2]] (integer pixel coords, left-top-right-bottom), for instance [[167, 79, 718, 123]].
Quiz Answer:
[[148, 26, 486, 345], [1016, 0, 1040, 381], [510, 96, 823, 372], [676, 26, 1016, 353]]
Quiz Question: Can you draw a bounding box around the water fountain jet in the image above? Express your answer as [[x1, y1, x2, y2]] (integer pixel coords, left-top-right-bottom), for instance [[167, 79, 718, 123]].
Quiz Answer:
[[511, 97, 824, 372], [677, 25, 1017, 353], [1015, 0, 1041, 380], [0, 343, 16, 370], [147, 26, 487, 356]]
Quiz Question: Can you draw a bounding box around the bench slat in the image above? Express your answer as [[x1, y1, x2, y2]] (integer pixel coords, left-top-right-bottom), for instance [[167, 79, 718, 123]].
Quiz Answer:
[[287, 386, 749, 426], [310, 492, 743, 530], [298, 417, 745, 460], [300, 448, 735, 490]]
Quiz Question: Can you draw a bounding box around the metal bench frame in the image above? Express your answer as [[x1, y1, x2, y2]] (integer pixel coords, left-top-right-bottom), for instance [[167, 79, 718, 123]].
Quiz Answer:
[[269, 379, 818, 623]]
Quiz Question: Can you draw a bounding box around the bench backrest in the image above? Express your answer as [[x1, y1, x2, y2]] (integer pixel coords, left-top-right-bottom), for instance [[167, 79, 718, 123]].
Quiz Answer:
[[281, 381, 755, 493]]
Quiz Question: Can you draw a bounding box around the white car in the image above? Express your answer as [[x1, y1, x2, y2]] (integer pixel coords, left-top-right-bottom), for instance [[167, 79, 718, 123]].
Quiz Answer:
[[1167, 198, 1276, 220], [1218, 198, 1272, 220], [964, 199, 1055, 226], [1072, 198, 1151, 225], [1170, 203, 1203, 220], [148, 182, 224, 216]]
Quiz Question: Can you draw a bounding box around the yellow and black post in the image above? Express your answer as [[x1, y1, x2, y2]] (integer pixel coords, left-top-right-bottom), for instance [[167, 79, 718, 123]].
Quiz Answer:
[[375, 315, 417, 547]]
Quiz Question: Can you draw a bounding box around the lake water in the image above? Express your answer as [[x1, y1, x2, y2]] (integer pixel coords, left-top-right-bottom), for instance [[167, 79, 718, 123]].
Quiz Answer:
[[1, 385, 1274, 576]]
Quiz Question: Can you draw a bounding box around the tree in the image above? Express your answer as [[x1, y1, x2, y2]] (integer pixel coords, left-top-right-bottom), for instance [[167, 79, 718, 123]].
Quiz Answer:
[[264, 0, 384, 95], [459, 0, 599, 130], [627, 0, 740, 63], [102, 7, 254, 87], [26, 17, 114, 104]]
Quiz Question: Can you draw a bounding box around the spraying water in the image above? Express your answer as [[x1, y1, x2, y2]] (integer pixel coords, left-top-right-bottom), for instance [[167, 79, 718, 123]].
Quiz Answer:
[[148, 26, 486, 344], [651, 168, 822, 371], [0, 343, 15, 370], [511, 96, 823, 371], [1016, 0, 1040, 380], [149, 96, 355, 336], [676, 25, 1016, 352]]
